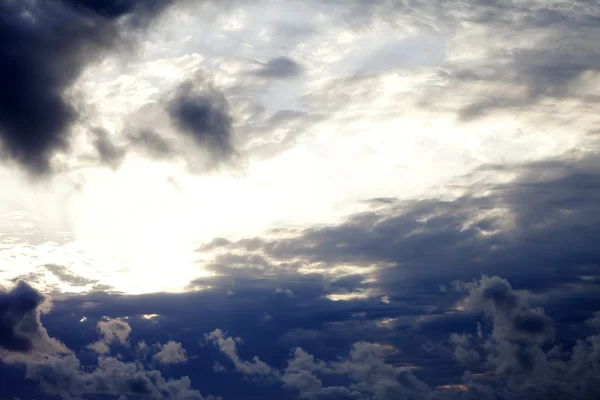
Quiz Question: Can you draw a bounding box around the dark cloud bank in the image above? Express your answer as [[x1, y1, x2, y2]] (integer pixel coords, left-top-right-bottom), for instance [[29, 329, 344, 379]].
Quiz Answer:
[[0, 152, 598, 399]]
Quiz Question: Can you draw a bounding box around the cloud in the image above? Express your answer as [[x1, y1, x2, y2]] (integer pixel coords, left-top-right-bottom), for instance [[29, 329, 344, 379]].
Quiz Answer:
[[167, 77, 235, 164], [0, 0, 177, 176], [446, 276, 600, 399], [86, 318, 132, 354], [206, 329, 273, 375], [199, 151, 600, 296], [283, 342, 429, 400], [92, 128, 127, 168], [0, 281, 68, 360], [127, 129, 174, 160], [154, 341, 188, 364], [458, 276, 555, 377], [97, 318, 132, 344], [43, 264, 97, 287], [586, 311, 600, 332], [449, 334, 480, 367], [253, 57, 303, 79], [26, 353, 216, 400], [86, 340, 110, 355]]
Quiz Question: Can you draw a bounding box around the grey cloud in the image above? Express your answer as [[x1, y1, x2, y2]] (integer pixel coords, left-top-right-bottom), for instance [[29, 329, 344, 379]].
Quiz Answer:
[[206, 329, 273, 375], [127, 129, 174, 160], [92, 128, 127, 168], [86, 318, 132, 354], [459, 276, 554, 377], [253, 57, 303, 79], [447, 276, 600, 400], [199, 152, 600, 294], [586, 311, 600, 331], [283, 342, 429, 400], [0, 281, 68, 358], [43, 264, 97, 287], [87, 340, 110, 354], [154, 341, 188, 364], [26, 353, 214, 400], [167, 78, 235, 163], [453, 346, 480, 367], [98, 318, 132, 344], [0, 0, 177, 176], [449, 334, 480, 367]]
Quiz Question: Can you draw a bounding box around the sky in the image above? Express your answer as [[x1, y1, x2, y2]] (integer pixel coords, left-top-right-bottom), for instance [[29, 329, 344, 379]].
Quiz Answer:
[[0, 0, 599, 399]]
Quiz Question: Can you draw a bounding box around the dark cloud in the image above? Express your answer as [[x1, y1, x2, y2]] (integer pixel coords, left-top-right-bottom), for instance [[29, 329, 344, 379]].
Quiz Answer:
[[253, 57, 303, 79], [167, 78, 235, 162], [203, 153, 600, 297], [0, 0, 176, 176], [459, 276, 555, 376], [0, 281, 68, 363], [61, 0, 174, 21]]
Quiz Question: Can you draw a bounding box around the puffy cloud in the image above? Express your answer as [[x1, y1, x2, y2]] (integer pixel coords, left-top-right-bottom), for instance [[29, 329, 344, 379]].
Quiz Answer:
[[205, 329, 273, 375], [0, 281, 68, 361], [449, 334, 480, 367], [167, 77, 235, 164], [458, 276, 555, 378], [283, 342, 429, 400], [444, 276, 600, 399], [586, 311, 600, 332], [154, 341, 188, 364], [26, 353, 214, 400], [98, 318, 132, 344]]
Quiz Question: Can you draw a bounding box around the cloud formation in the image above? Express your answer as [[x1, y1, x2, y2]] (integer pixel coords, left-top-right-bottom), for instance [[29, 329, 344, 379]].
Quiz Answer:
[[206, 329, 273, 376], [154, 341, 188, 364], [0, 281, 67, 360], [0, 0, 176, 175], [167, 78, 235, 164], [252, 57, 303, 79]]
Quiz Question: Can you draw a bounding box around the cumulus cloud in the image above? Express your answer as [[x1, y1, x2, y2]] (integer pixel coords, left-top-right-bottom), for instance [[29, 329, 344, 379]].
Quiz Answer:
[[154, 341, 188, 364], [86, 340, 110, 355], [586, 311, 600, 332], [449, 334, 480, 367], [87, 318, 132, 354], [0, 281, 68, 361], [458, 276, 555, 376], [282, 342, 429, 400], [26, 354, 215, 400], [98, 318, 132, 344], [447, 276, 600, 399], [205, 329, 273, 375]]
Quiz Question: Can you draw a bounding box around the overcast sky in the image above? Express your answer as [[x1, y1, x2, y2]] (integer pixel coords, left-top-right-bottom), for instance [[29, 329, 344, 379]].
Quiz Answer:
[[0, 0, 599, 399]]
